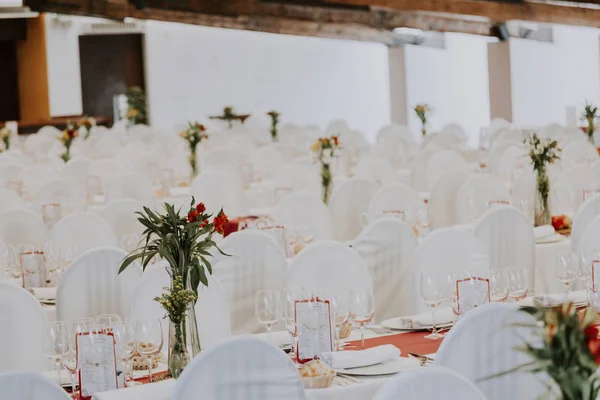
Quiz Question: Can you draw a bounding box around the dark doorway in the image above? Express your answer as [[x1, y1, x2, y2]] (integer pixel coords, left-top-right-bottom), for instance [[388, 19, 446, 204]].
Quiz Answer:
[[79, 34, 145, 119], [0, 40, 20, 121]]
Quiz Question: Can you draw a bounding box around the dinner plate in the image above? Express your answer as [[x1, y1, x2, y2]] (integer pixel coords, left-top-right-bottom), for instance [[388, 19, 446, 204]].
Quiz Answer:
[[380, 317, 453, 331], [536, 234, 565, 244], [334, 357, 420, 376]]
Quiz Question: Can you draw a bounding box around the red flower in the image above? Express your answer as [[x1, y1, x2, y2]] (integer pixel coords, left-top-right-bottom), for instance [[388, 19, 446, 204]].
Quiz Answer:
[[200, 219, 209, 228], [67, 129, 78, 139], [188, 210, 198, 223], [213, 211, 229, 235], [195, 203, 206, 213], [332, 136, 339, 146], [585, 324, 600, 364]]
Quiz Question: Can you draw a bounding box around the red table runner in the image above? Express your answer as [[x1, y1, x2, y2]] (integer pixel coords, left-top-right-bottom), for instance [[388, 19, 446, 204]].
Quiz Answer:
[[345, 331, 444, 357]]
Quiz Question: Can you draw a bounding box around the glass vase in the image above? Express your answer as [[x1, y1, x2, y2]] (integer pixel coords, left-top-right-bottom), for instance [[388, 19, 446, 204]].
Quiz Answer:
[[189, 147, 198, 180], [534, 169, 552, 227], [321, 163, 332, 204]]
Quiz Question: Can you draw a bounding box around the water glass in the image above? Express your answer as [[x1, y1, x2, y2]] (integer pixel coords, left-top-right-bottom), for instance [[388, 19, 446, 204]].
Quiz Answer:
[[331, 292, 350, 351], [59, 245, 78, 270], [42, 321, 69, 386], [350, 288, 375, 348], [420, 273, 444, 339], [489, 269, 509, 302], [112, 322, 137, 388], [255, 289, 282, 340], [282, 289, 298, 358], [556, 253, 578, 302], [506, 268, 528, 301], [97, 314, 122, 332], [135, 319, 164, 383], [65, 318, 94, 396]]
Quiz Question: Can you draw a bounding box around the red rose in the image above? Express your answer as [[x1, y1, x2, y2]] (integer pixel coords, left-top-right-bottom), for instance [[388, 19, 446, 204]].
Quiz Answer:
[[188, 210, 198, 223], [195, 203, 206, 213]]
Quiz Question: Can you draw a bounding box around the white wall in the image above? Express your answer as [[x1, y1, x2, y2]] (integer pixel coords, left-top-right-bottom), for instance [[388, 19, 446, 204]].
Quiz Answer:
[[144, 21, 391, 141]]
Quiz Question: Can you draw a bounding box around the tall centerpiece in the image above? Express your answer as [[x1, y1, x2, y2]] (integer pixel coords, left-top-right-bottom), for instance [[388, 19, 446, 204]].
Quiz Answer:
[[525, 133, 560, 226], [179, 122, 209, 179], [311, 135, 341, 204], [414, 104, 430, 136], [583, 102, 598, 145], [77, 117, 96, 140], [119, 200, 228, 378], [0, 124, 11, 152], [126, 87, 149, 126], [58, 125, 78, 162], [267, 111, 280, 142], [209, 106, 250, 129]]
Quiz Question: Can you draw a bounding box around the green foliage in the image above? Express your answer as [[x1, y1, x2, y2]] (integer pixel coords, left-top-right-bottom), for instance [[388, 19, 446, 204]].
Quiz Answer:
[[126, 86, 148, 125], [267, 111, 280, 141]]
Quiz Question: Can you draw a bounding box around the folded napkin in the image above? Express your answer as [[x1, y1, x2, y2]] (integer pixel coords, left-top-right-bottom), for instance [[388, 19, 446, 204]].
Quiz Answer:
[[534, 225, 555, 240], [533, 290, 588, 307], [321, 344, 400, 370], [400, 307, 455, 328], [31, 287, 56, 300]]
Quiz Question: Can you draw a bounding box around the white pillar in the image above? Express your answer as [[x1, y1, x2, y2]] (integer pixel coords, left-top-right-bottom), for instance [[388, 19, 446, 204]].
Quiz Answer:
[[388, 46, 408, 125]]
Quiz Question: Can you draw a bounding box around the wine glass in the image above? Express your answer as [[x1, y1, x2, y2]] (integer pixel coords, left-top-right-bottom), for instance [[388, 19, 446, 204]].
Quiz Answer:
[[42, 321, 69, 386], [43, 242, 60, 285], [59, 245, 78, 271], [97, 314, 122, 332], [579, 250, 597, 308], [135, 319, 164, 383], [331, 292, 350, 351], [65, 318, 94, 396], [80, 324, 107, 396], [420, 273, 444, 340], [255, 289, 282, 341], [282, 289, 298, 359], [112, 321, 137, 388], [489, 269, 509, 302], [415, 208, 431, 238], [507, 268, 528, 301], [120, 234, 141, 253], [556, 253, 578, 302], [350, 288, 375, 349]]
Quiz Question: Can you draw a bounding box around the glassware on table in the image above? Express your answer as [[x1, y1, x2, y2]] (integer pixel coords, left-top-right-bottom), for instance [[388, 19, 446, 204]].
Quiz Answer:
[[489, 269, 509, 302], [506, 267, 528, 301], [516, 196, 534, 225], [42, 321, 69, 386], [419, 273, 444, 339], [282, 289, 299, 359], [135, 319, 164, 383], [555, 253, 578, 302], [350, 288, 375, 349], [579, 250, 598, 308], [120, 234, 141, 253], [65, 318, 94, 396], [19, 244, 47, 289], [59, 245, 78, 271], [112, 321, 137, 388], [0, 245, 16, 282], [43, 242, 60, 286], [97, 314, 122, 332], [255, 289, 282, 341], [415, 208, 431, 238], [81, 324, 108, 393], [41, 203, 62, 229], [330, 292, 350, 351]]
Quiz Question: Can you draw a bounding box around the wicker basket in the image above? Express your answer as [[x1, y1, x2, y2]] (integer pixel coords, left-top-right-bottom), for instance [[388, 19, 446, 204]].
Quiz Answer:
[[302, 374, 335, 389], [339, 322, 352, 339], [131, 351, 160, 371]]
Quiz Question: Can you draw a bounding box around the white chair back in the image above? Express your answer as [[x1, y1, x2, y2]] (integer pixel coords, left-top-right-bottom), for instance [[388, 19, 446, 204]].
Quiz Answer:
[[0, 209, 48, 246], [580, 214, 600, 252], [0, 165, 23, 189], [212, 231, 287, 334], [425, 149, 467, 190], [410, 149, 437, 191], [572, 196, 600, 252], [202, 146, 248, 168], [561, 139, 598, 169], [328, 179, 378, 242], [251, 147, 285, 180], [34, 178, 85, 208], [49, 212, 118, 253], [56, 247, 142, 326], [273, 163, 320, 198], [0, 188, 26, 211], [354, 218, 418, 319], [0, 371, 71, 399], [191, 171, 243, 217], [173, 336, 305, 400], [366, 183, 425, 224], [552, 165, 595, 216], [455, 175, 511, 224], [430, 170, 472, 229], [353, 156, 395, 186], [0, 284, 49, 372], [100, 199, 144, 241], [62, 157, 91, 187], [106, 172, 155, 203], [17, 165, 60, 198], [88, 159, 127, 192], [274, 194, 334, 241]]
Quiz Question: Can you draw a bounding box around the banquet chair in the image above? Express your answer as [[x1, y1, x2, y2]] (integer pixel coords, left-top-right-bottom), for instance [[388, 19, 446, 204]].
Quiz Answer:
[[412, 228, 489, 313], [56, 247, 142, 326], [354, 218, 418, 319], [353, 156, 395, 186], [593, 160, 600, 186], [61, 157, 91, 187], [488, 118, 511, 139], [0, 371, 71, 400], [16, 165, 60, 198], [87, 159, 127, 193], [489, 129, 523, 148], [273, 163, 320, 199], [0, 283, 49, 372], [191, 171, 243, 217], [0, 164, 22, 189], [374, 367, 486, 400], [474, 207, 535, 288], [561, 139, 598, 169], [94, 134, 124, 159], [491, 145, 527, 183], [24, 134, 55, 156], [33, 178, 85, 209], [424, 149, 468, 190], [552, 165, 595, 217], [100, 198, 144, 241], [286, 241, 373, 301], [580, 214, 600, 251], [455, 174, 511, 224], [366, 183, 425, 224], [440, 123, 467, 139], [36, 125, 62, 137], [106, 172, 155, 204], [377, 123, 416, 148], [132, 152, 167, 184], [0, 209, 48, 246], [0, 151, 33, 169], [511, 167, 535, 212], [202, 146, 249, 169], [251, 147, 285, 180], [572, 196, 600, 252], [328, 178, 379, 242], [436, 303, 548, 400], [410, 148, 438, 191], [421, 132, 464, 151], [429, 170, 472, 230], [48, 212, 118, 253], [270, 142, 306, 161], [0, 188, 26, 211], [212, 230, 287, 334], [173, 336, 305, 400], [274, 193, 334, 241]]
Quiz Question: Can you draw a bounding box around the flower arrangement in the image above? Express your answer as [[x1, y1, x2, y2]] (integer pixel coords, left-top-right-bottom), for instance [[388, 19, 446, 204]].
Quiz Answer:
[[77, 117, 96, 139], [0, 124, 10, 152], [126, 86, 148, 126], [414, 104, 430, 136], [583, 101, 598, 145], [209, 106, 250, 129], [267, 111, 280, 142], [310, 135, 341, 204], [552, 214, 572, 233], [57, 124, 78, 163], [179, 122, 209, 179], [119, 199, 228, 378], [510, 303, 600, 400], [525, 133, 561, 226]]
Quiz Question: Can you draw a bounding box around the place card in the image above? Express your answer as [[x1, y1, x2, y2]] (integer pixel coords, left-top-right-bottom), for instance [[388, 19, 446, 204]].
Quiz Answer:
[[77, 332, 118, 399], [456, 277, 490, 315], [295, 298, 333, 364]]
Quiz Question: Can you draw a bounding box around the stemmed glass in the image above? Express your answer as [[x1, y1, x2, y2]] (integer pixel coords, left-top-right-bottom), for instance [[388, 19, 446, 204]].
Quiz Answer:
[[43, 242, 60, 285], [59, 245, 78, 271], [350, 288, 375, 349], [331, 292, 350, 351], [120, 234, 141, 253], [255, 289, 282, 341], [65, 318, 94, 396], [282, 289, 298, 359], [420, 273, 444, 339], [556, 253, 578, 302], [135, 319, 164, 383], [489, 269, 509, 302], [415, 208, 431, 238], [506, 268, 528, 301], [42, 321, 69, 386], [579, 250, 598, 308], [97, 314, 122, 332], [112, 322, 137, 388]]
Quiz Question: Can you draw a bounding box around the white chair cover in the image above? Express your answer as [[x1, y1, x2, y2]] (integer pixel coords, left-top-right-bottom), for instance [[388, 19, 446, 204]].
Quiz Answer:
[[374, 367, 486, 400], [57, 247, 142, 326], [561, 139, 598, 169], [173, 336, 305, 400], [62, 157, 91, 187], [106, 172, 155, 203], [88, 159, 127, 192], [0, 371, 71, 400], [410, 149, 437, 191], [366, 183, 425, 223], [49, 212, 118, 253], [212, 231, 287, 334], [274, 194, 334, 241], [440, 123, 467, 140], [0, 209, 48, 246], [100, 199, 144, 241], [0, 165, 22, 189], [511, 167, 535, 210], [429, 170, 472, 230], [436, 303, 548, 400], [473, 207, 535, 288], [425, 149, 468, 190], [421, 133, 463, 151], [0, 283, 49, 372], [572, 196, 600, 252], [273, 163, 320, 198], [286, 241, 372, 297], [191, 171, 243, 217], [353, 156, 395, 186], [251, 147, 285, 180], [0, 188, 26, 211], [580, 214, 600, 252], [552, 165, 595, 216], [0, 152, 32, 169], [354, 218, 418, 319], [202, 146, 248, 168], [17, 165, 60, 198], [412, 228, 489, 313], [490, 129, 523, 147], [328, 179, 379, 242], [34, 178, 85, 208], [455, 175, 511, 224]]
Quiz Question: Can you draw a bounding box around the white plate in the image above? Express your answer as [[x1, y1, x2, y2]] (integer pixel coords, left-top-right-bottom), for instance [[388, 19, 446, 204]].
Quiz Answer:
[[380, 317, 453, 331], [536, 234, 565, 244], [334, 357, 420, 376]]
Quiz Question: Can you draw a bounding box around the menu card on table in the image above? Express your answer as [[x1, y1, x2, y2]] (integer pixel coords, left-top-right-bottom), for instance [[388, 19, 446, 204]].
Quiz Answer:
[[456, 277, 490, 315], [77, 332, 118, 399], [295, 298, 333, 364]]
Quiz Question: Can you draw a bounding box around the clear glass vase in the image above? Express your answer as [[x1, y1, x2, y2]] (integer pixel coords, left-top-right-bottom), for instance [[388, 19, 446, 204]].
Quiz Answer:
[[189, 147, 198, 180], [321, 163, 332, 204], [534, 169, 552, 227]]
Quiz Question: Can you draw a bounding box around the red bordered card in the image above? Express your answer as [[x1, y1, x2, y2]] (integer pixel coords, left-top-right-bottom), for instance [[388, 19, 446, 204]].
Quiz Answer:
[[76, 331, 118, 399], [456, 276, 490, 314], [294, 297, 333, 364]]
